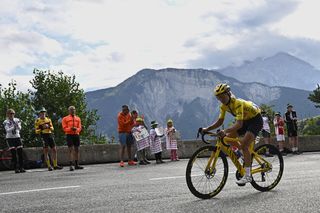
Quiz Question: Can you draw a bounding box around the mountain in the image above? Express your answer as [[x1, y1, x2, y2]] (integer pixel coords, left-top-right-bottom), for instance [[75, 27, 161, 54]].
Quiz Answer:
[[216, 52, 320, 91], [86, 68, 319, 140]]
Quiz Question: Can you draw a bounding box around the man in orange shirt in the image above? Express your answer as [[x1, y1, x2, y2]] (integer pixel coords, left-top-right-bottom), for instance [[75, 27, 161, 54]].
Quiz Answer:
[[118, 105, 136, 167], [62, 106, 84, 171]]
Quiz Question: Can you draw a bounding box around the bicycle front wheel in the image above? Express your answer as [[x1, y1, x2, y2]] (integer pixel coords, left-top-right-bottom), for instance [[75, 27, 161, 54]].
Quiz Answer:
[[250, 144, 284, 191], [186, 146, 228, 199]]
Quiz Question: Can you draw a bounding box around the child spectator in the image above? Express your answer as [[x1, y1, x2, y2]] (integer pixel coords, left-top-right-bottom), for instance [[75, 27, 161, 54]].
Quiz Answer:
[[131, 117, 150, 165], [165, 119, 179, 161], [273, 112, 287, 156], [149, 121, 164, 164]]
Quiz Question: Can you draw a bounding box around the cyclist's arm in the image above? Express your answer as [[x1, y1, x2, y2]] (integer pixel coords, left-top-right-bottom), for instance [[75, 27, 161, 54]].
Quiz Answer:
[[205, 118, 224, 132], [204, 106, 225, 131]]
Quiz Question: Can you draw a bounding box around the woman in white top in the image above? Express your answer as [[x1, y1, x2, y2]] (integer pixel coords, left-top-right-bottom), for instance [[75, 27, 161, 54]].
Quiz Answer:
[[3, 109, 25, 173], [261, 111, 273, 157]]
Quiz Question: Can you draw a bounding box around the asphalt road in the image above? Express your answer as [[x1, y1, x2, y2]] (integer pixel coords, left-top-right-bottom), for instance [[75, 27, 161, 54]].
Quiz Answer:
[[1, 152, 320, 213]]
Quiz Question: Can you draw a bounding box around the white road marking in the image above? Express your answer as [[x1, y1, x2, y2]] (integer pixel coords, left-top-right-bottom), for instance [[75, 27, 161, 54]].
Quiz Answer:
[[0, 185, 80, 196], [26, 169, 48, 172], [149, 175, 185, 181], [150, 171, 236, 181]]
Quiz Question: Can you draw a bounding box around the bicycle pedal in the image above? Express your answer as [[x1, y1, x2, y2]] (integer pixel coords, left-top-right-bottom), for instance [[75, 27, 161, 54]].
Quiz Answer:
[[237, 183, 246, 187]]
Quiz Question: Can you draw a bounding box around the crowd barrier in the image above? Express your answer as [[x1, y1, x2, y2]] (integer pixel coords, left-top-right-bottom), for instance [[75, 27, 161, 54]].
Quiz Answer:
[[1, 136, 319, 170]]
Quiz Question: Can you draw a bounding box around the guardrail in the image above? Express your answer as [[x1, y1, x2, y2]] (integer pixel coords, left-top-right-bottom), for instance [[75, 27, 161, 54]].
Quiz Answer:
[[1, 135, 319, 170]]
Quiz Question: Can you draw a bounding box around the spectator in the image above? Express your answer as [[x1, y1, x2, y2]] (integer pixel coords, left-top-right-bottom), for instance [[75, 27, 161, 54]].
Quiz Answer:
[[118, 105, 136, 167], [284, 104, 300, 154], [35, 107, 63, 171], [62, 106, 84, 171], [273, 112, 287, 156], [165, 119, 179, 161], [3, 109, 25, 173], [131, 117, 150, 165], [131, 110, 140, 162], [261, 111, 273, 157], [149, 121, 165, 164]]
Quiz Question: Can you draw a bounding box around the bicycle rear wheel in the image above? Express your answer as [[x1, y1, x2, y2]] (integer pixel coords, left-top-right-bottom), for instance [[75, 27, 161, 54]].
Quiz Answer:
[[250, 144, 284, 191], [0, 150, 12, 170], [186, 146, 228, 199]]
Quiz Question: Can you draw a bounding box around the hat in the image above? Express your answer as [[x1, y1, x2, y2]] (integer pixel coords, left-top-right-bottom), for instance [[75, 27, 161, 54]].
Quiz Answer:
[[150, 120, 158, 127], [136, 117, 143, 122], [275, 112, 281, 116], [167, 119, 173, 124], [38, 107, 47, 113], [287, 104, 293, 109]]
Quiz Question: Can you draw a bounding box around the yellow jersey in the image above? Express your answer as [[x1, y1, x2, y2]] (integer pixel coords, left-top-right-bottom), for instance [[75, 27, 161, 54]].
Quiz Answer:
[[218, 97, 261, 121], [35, 117, 54, 134]]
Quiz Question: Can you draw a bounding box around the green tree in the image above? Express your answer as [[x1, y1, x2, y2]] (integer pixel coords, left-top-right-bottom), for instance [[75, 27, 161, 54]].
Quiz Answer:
[[308, 84, 320, 108], [29, 69, 106, 145], [298, 116, 320, 135], [0, 81, 37, 147]]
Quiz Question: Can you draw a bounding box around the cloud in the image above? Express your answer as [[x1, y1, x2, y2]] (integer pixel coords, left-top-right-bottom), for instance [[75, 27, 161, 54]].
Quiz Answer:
[[187, 30, 320, 69], [1, 0, 320, 92], [211, 0, 300, 29]]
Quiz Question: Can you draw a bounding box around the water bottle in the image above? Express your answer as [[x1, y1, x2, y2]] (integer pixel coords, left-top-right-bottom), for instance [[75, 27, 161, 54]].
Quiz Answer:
[[255, 136, 260, 144], [231, 146, 242, 159]]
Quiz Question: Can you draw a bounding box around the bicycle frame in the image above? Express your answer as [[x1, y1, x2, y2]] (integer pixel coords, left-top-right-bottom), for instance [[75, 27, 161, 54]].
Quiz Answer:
[[206, 136, 272, 177]]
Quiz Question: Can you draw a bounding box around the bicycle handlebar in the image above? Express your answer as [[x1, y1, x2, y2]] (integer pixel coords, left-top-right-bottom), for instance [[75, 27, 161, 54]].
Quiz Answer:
[[197, 128, 230, 147]]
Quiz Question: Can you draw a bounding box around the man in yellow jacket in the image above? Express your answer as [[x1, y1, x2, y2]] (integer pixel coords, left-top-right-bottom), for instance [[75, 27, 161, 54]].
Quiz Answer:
[[35, 107, 63, 171], [62, 106, 83, 171]]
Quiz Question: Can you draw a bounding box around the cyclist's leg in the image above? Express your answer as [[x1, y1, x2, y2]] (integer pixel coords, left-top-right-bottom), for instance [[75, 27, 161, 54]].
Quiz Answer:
[[240, 131, 255, 168], [235, 131, 255, 184], [237, 115, 263, 184], [225, 131, 240, 148]]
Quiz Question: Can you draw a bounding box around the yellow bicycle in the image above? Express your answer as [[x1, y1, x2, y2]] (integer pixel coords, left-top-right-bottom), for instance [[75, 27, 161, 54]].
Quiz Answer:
[[186, 129, 284, 199]]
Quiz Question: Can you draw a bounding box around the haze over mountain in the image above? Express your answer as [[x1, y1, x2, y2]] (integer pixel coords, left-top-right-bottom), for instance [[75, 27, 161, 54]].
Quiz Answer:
[[86, 54, 319, 139], [216, 52, 320, 91]]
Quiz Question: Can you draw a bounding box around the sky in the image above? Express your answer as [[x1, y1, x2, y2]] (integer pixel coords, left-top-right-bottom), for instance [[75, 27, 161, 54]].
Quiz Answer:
[[1, 0, 320, 92]]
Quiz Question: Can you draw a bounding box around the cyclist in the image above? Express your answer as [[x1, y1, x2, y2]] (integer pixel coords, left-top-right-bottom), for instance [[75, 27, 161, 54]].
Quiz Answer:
[[35, 107, 63, 171], [202, 83, 263, 185]]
